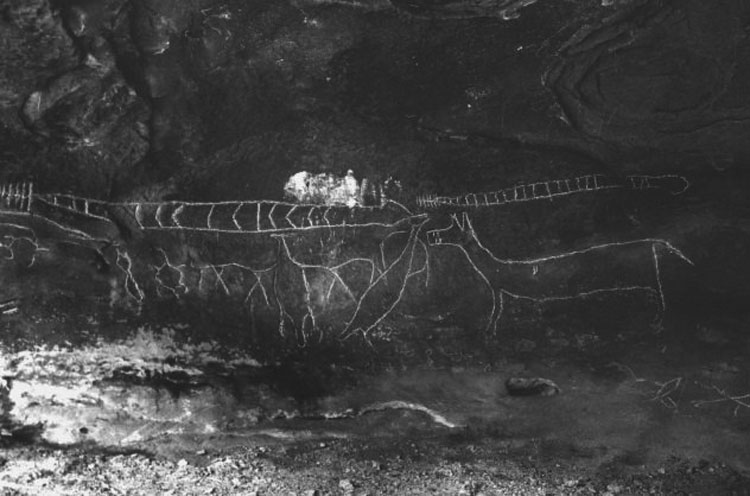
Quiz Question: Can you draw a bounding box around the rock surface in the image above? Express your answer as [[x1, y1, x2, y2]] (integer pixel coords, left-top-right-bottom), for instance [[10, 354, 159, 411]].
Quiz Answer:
[[0, 0, 747, 341], [0, 0, 749, 488]]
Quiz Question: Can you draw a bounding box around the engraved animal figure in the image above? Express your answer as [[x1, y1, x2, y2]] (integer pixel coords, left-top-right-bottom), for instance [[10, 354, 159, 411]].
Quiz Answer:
[[274, 215, 429, 345], [0, 182, 114, 269], [427, 213, 693, 335], [25, 188, 418, 297], [0, 184, 432, 341], [339, 215, 429, 342]]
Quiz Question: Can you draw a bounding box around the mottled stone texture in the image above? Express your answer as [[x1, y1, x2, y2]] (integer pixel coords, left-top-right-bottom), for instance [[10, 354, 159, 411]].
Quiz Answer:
[[0, 0, 749, 353], [2, 0, 750, 450]]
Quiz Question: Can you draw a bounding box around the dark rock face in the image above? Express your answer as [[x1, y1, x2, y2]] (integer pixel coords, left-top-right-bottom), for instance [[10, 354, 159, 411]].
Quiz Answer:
[[545, 0, 750, 169], [3, 1, 750, 464], [0, 0, 749, 353], [1, 0, 78, 127]]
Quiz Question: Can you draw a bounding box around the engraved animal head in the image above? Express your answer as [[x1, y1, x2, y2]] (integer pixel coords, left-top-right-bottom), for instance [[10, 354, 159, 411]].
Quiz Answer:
[[427, 212, 476, 246]]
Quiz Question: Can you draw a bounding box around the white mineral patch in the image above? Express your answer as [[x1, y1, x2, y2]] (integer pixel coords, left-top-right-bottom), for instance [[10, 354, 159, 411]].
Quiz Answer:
[[283, 170, 361, 206], [284, 171, 310, 201], [0, 327, 262, 381], [22, 91, 44, 123], [0, 326, 265, 445]]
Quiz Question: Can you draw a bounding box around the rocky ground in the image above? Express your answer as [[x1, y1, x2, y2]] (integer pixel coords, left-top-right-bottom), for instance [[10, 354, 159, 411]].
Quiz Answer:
[[1, 309, 749, 495], [1, 428, 749, 495], [2, 1, 750, 493]]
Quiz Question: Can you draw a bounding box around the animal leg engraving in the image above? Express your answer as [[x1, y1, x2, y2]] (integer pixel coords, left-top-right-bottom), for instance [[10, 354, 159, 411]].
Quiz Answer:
[[275, 234, 378, 344], [650, 240, 693, 321], [427, 213, 692, 334], [340, 217, 429, 343], [115, 248, 144, 303], [152, 248, 189, 298]]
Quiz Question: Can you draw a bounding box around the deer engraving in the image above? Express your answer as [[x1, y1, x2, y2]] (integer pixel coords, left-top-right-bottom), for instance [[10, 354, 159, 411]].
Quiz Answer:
[[427, 212, 693, 335]]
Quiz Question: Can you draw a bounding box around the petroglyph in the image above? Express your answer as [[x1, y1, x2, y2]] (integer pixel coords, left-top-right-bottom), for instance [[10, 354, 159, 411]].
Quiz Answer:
[[0, 223, 48, 267], [149, 247, 275, 310], [32, 193, 415, 235], [34, 193, 112, 224], [271, 215, 429, 345], [427, 212, 692, 335], [0, 182, 46, 265], [339, 220, 430, 343], [70, 195, 425, 344], [417, 174, 690, 209], [115, 248, 145, 303], [0, 179, 693, 343], [0, 182, 33, 212], [1, 183, 425, 341], [0, 186, 115, 244]]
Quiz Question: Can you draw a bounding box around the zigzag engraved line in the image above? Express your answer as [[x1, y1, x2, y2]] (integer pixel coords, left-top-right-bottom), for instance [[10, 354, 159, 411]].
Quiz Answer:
[[32, 195, 415, 233]]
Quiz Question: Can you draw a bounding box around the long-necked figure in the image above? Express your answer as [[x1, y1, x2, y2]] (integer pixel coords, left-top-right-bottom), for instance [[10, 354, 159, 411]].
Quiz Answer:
[[427, 212, 693, 335]]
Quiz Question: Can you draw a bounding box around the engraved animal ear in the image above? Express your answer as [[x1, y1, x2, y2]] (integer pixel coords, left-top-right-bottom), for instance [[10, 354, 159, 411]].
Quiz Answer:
[[449, 213, 461, 228], [458, 212, 473, 232], [448, 212, 469, 232]]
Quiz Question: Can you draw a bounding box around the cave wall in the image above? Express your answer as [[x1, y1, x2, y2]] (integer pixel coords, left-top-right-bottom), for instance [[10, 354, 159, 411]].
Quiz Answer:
[[1, 0, 750, 352]]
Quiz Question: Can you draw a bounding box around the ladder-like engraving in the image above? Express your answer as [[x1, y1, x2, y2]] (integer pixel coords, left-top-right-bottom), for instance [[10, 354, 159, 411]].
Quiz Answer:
[[417, 174, 690, 209], [0, 182, 34, 212]]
